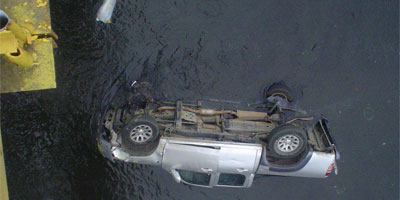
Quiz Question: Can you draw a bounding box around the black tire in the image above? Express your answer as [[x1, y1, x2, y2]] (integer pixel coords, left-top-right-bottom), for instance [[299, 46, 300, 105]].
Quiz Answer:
[[267, 124, 307, 159], [264, 82, 295, 102], [121, 115, 160, 153]]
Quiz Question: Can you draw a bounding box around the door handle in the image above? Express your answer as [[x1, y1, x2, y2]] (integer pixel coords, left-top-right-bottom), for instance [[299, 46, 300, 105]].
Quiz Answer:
[[201, 168, 213, 172], [237, 168, 248, 173]]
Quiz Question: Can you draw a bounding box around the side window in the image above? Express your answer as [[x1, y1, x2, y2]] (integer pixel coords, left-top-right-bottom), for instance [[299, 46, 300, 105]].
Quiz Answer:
[[218, 173, 246, 186], [176, 169, 211, 186]]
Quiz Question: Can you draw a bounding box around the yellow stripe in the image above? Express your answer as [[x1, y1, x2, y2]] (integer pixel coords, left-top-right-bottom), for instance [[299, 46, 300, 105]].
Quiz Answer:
[[0, 128, 9, 200]]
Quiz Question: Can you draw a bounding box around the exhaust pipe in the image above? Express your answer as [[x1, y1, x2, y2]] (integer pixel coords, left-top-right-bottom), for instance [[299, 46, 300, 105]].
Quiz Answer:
[[0, 10, 10, 31]]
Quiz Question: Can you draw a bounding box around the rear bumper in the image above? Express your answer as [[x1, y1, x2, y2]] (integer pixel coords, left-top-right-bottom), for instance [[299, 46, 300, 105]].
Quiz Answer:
[[257, 151, 335, 178], [319, 118, 340, 160], [318, 118, 339, 175]]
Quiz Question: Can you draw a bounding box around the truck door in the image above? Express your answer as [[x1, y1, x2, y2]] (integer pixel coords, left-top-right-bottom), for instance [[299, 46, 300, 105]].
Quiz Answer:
[[162, 142, 220, 187], [215, 145, 262, 188]]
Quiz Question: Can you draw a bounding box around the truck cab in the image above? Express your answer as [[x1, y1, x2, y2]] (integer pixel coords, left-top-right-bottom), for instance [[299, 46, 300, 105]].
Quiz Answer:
[[162, 138, 262, 188]]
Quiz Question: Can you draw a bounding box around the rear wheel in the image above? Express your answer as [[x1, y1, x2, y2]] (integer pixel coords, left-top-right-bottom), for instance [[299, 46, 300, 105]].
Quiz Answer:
[[264, 82, 294, 103], [267, 125, 307, 159]]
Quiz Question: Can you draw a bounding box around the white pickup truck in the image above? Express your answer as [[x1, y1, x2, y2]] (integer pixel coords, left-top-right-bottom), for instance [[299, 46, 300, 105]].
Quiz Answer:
[[97, 82, 339, 188]]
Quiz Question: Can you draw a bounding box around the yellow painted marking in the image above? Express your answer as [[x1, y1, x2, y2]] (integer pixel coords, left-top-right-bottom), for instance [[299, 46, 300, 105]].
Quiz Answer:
[[1, 0, 57, 93], [0, 31, 18, 54], [0, 128, 9, 200], [36, 0, 48, 8]]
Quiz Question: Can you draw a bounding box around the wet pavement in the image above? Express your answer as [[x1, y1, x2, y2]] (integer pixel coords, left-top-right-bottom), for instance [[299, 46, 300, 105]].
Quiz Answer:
[[1, 0, 398, 199]]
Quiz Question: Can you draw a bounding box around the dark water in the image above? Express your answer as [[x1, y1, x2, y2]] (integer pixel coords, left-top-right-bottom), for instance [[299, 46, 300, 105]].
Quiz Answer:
[[1, 0, 398, 199]]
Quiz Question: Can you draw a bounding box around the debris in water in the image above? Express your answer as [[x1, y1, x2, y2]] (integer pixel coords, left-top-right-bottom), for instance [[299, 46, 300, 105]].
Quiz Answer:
[[362, 104, 374, 121]]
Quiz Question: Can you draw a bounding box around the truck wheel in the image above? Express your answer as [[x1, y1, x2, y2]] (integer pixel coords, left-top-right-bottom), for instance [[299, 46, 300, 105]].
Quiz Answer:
[[267, 125, 307, 159], [121, 115, 160, 153], [264, 82, 294, 102]]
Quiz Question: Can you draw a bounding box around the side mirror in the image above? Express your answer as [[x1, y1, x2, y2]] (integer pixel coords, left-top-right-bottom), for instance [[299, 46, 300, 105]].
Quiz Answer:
[[170, 169, 181, 183]]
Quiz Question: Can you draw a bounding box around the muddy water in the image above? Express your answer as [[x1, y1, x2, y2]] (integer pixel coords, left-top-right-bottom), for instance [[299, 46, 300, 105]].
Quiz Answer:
[[1, 0, 398, 199]]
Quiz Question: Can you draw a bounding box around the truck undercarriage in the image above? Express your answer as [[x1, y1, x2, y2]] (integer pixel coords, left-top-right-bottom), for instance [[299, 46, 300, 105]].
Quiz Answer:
[[103, 94, 330, 161]]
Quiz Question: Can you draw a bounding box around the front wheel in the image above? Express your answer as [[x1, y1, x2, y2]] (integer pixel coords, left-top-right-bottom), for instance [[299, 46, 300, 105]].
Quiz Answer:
[[121, 115, 160, 154], [267, 125, 307, 159]]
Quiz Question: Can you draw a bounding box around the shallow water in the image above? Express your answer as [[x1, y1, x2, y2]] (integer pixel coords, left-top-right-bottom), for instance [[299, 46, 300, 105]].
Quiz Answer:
[[1, 0, 398, 199]]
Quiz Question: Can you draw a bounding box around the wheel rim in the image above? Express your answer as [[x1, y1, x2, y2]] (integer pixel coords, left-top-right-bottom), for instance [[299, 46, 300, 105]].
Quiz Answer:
[[272, 93, 288, 101], [276, 134, 300, 153], [130, 124, 153, 143]]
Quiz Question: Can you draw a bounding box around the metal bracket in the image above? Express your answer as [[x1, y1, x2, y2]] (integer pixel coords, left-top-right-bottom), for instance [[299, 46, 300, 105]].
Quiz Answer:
[[175, 101, 183, 128]]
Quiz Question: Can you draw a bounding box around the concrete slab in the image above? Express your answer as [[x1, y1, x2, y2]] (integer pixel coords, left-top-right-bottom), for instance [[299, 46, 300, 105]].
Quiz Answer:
[[0, 0, 56, 93], [0, 128, 9, 200], [1, 38, 56, 93]]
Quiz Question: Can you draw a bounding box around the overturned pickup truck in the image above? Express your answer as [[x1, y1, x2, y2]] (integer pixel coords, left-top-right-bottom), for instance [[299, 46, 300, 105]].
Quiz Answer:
[[97, 82, 339, 188]]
